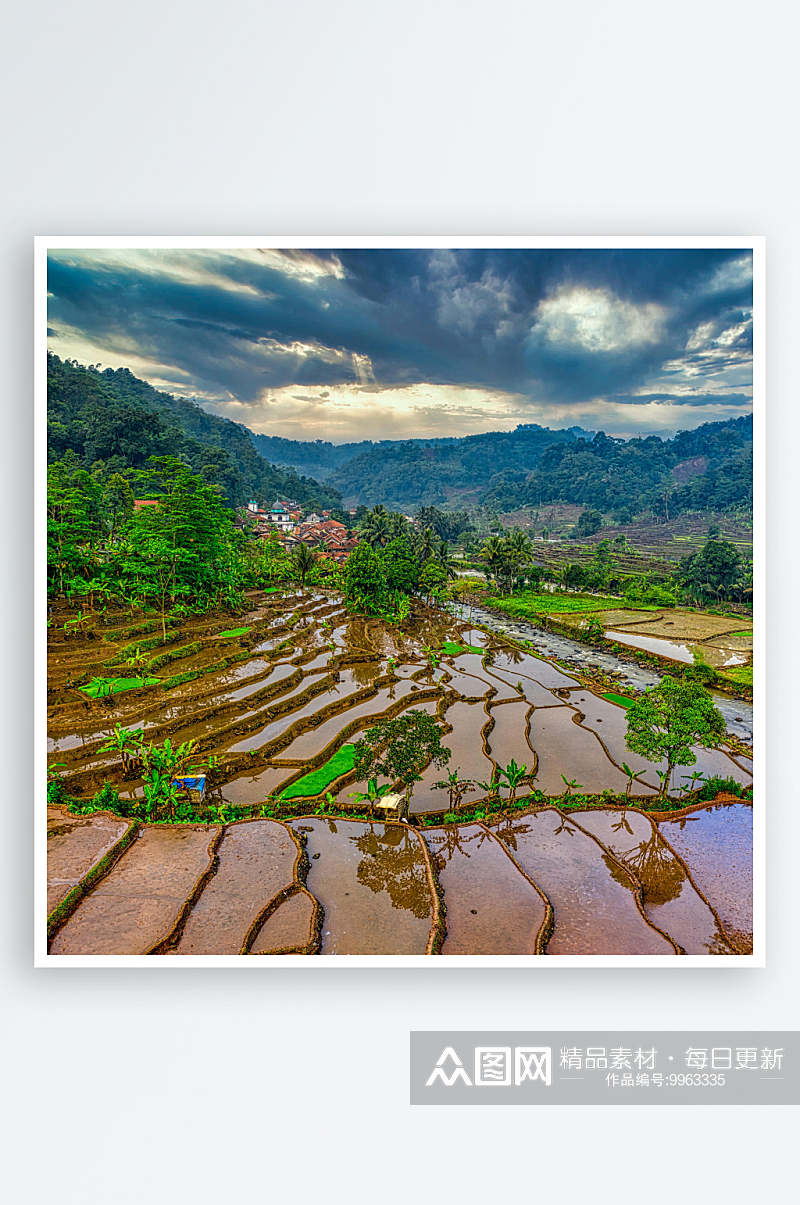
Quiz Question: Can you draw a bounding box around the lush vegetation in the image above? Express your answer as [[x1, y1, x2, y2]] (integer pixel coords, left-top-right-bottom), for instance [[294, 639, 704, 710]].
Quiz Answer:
[[352, 711, 451, 806], [624, 676, 726, 798], [482, 417, 753, 520], [340, 505, 456, 621], [48, 353, 341, 511], [249, 432, 460, 482], [326, 423, 585, 509], [461, 525, 751, 612], [48, 454, 342, 623]]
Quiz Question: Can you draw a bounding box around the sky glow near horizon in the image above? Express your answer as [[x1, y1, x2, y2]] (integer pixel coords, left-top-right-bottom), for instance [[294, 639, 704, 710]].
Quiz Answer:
[[46, 247, 754, 443]]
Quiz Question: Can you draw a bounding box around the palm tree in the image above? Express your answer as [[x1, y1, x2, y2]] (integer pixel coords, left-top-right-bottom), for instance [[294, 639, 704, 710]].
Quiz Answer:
[[435, 539, 459, 581], [361, 509, 392, 549], [291, 542, 317, 592], [479, 535, 506, 589], [415, 526, 439, 562]]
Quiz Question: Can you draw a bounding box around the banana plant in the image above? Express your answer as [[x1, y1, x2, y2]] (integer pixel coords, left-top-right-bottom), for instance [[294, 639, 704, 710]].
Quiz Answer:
[[99, 724, 145, 775], [63, 610, 89, 637], [88, 675, 115, 700], [124, 645, 151, 687], [560, 775, 582, 799], [680, 770, 707, 798], [621, 761, 645, 798], [476, 769, 503, 809], [431, 767, 475, 810], [500, 759, 528, 805], [347, 777, 394, 809]]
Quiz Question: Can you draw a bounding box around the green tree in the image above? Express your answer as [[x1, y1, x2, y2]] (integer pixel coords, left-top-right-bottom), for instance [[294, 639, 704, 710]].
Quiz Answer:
[[342, 541, 388, 616], [125, 457, 241, 637], [625, 675, 725, 799], [418, 559, 447, 603], [679, 536, 744, 603], [382, 535, 419, 595], [573, 508, 603, 538], [352, 709, 451, 808], [291, 541, 317, 592]]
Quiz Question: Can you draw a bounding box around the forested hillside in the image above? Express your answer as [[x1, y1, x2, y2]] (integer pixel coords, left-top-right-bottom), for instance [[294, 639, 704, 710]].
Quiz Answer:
[[249, 432, 459, 481], [324, 424, 589, 510], [483, 416, 753, 519], [47, 355, 341, 510]]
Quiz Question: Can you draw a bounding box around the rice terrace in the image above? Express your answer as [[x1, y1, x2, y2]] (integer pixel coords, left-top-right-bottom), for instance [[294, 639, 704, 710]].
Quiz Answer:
[[44, 246, 756, 959]]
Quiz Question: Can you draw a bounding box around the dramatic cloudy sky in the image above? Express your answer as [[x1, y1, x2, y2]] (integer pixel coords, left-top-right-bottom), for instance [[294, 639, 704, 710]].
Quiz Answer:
[[46, 246, 753, 443]]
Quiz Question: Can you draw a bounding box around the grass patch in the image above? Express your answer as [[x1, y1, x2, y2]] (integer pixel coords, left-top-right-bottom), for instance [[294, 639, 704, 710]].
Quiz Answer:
[[280, 744, 356, 800], [491, 591, 624, 619], [601, 692, 634, 708], [81, 676, 160, 698], [718, 663, 753, 689], [441, 640, 483, 656], [148, 640, 203, 671], [218, 626, 253, 638]]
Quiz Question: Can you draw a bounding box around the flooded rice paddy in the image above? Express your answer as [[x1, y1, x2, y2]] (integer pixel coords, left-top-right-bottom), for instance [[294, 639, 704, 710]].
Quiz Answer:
[[48, 801, 753, 956], [47, 587, 754, 955], [656, 802, 753, 953], [425, 824, 548, 954], [490, 809, 676, 955]]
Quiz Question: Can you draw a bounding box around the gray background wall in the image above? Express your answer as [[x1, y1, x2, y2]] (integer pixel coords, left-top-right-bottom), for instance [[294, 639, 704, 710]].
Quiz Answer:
[[2, 2, 795, 1200]]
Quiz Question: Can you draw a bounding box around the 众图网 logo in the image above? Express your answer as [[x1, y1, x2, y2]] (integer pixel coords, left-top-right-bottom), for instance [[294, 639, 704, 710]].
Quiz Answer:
[[426, 1046, 551, 1087]]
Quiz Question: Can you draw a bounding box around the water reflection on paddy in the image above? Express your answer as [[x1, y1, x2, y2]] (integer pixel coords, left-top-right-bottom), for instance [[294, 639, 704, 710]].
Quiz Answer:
[[605, 629, 748, 667], [657, 803, 753, 952], [409, 701, 493, 814], [228, 672, 361, 754], [290, 818, 433, 954], [571, 809, 734, 954], [279, 683, 431, 762], [486, 701, 534, 776], [528, 707, 632, 795], [424, 824, 546, 954], [491, 810, 674, 955]]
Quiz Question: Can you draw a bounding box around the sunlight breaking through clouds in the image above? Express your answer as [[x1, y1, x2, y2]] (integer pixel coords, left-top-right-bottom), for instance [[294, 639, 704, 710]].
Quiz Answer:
[[46, 246, 754, 441]]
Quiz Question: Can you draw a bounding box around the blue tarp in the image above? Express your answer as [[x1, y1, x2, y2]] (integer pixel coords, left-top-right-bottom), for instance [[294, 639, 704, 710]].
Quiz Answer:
[[171, 776, 206, 798]]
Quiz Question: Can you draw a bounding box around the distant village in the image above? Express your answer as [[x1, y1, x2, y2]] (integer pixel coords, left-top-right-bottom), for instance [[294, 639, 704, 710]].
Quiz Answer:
[[236, 500, 394, 565]]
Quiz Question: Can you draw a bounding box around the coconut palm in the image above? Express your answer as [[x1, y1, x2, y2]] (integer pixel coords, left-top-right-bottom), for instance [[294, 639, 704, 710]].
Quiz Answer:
[[415, 526, 439, 562], [361, 509, 392, 549], [291, 542, 317, 592]]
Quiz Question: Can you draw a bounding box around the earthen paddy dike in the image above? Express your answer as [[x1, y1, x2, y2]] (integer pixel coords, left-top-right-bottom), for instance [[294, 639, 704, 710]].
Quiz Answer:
[[46, 589, 754, 955], [47, 802, 752, 957]]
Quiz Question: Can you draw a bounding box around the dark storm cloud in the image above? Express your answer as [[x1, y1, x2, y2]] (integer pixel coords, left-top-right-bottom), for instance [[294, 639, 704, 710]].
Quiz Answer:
[[612, 392, 752, 407], [46, 247, 753, 412]]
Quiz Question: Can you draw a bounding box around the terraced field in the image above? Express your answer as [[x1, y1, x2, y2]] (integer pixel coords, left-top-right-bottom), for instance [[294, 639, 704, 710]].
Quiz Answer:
[[47, 801, 753, 955], [47, 587, 754, 955]]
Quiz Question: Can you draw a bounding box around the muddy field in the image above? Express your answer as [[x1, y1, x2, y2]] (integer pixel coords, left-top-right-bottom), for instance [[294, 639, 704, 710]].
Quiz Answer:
[[47, 588, 754, 956], [47, 800, 753, 955], [554, 607, 754, 668]]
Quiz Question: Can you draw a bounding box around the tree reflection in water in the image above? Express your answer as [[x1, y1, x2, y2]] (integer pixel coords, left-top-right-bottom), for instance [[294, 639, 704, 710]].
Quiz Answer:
[[426, 824, 492, 875], [353, 826, 432, 918], [607, 825, 687, 907]]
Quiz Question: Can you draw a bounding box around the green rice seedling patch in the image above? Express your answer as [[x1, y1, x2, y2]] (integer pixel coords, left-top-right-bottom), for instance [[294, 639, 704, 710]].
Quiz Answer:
[[148, 640, 203, 671], [491, 591, 626, 619], [719, 663, 753, 689], [441, 640, 483, 656], [81, 676, 160, 698], [280, 744, 357, 800], [601, 692, 634, 708], [218, 626, 253, 638]]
